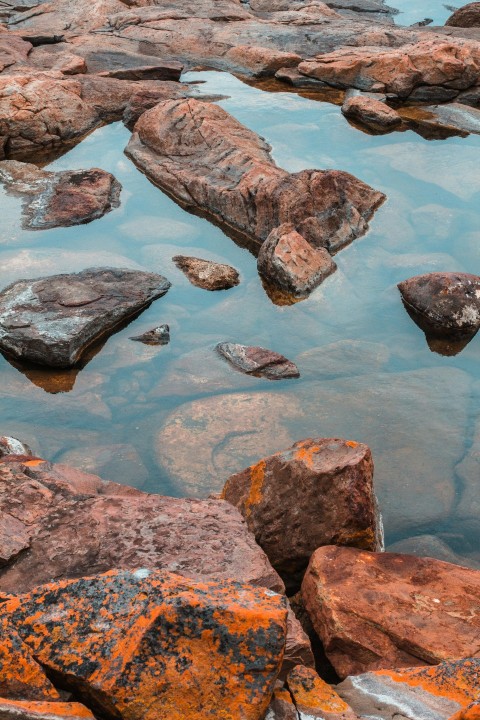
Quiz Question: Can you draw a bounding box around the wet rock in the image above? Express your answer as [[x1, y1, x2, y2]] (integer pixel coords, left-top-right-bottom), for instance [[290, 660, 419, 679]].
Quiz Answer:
[[223, 438, 382, 590], [125, 98, 385, 253], [287, 666, 357, 719], [301, 546, 480, 678], [173, 255, 240, 290], [408, 85, 459, 102], [56, 443, 150, 489], [5, 569, 288, 720], [341, 95, 402, 132], [455, 414, 480, 540], [0, 437, 32, 458], [257, 223, 336, 298], [0, 268, 171, 368], [0, 161, 121, 230], [408, 102, 480, 136], [337, 658, 480, 720], [398, 272, 480, 339], [266, 688, 299, 720], [0, 458, 284, 595], [296, 339, 390, 379], [446, 2, 480, 26], [130, 324, 170, 345], [0, 700, 95, 720], [216, 342, 300, 380]]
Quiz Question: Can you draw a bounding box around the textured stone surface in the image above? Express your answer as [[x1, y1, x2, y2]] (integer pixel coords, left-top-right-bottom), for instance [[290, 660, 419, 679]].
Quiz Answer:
[[125, 98, 385, 253], [283, 606, 315, 678], [449, 702, 480, 720], [302, 546, 480, 678], [287, 666, 357, 719], [342, 95, 402, 132], [401, 103, 480, 136], [222, 438, 382, 589], [446, 2, 480, 27], [0, 700, 95, 720], [4, 569, 288, 720], [266, 688, 299, 720], [0, 161, 121, 230], [173, 256, 240, 290], [0, 268, 171, 368], [216, 343, 300, 380], [130, 324, 170, 345], [0, 437, 32, 459]]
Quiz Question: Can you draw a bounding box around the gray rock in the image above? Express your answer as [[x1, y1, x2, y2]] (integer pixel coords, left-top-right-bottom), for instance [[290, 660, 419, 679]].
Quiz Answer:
[[413, 102, 480, 135], [216, 342, 300, 380], [0, 436, 33, 458], [130, 324, 170, 345]]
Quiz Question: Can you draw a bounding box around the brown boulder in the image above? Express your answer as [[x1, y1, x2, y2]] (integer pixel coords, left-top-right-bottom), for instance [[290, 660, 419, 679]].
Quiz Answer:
[[222, 438, 382, 590], [446, 2, 480, 27], [341, 95, 402, 133], [287, 666, 357, 719], [125, 98, 385, 253], [257, 223, 337, 299], [302, 546, 480, 678], [173, 255, 240, 290], [283, 606, 315, 678], [266, 688, 299, 720], [216, 343, 300, 380], [0, 700, 95, 720], [0, 161, 121, 229]]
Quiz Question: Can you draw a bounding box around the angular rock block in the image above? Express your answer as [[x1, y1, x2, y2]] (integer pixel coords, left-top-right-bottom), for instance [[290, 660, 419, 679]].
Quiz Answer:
[[0, 700, 95, 720], [266, 688, 299, 720], [216, 343, 300, 380], [287, 665, 357, 719]]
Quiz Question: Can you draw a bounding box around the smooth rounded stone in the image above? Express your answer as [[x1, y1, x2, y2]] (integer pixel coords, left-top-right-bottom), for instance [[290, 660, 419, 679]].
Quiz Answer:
[[398, 272, 480, 339], [222, 438, 383, 590], [302, 546, 480, 678], [257, 223, 336, 299], [216, 342, 300, 380], [337, 658, 480, 720], [0, 161, 121, 230], [130, 324, 170, 345], [265, 688, 299, 720], [387, 534, 480, 568], [0, 436, 32, 458], [341, 95, 402, 132], [4, 570, 287, 720], [287, 666, 357, 720], [125, 98, 385, 254], [0, 700, 95, 720], [446, 2, 480, 26], [296, 339, 390, 379], [173, 255, 240, 291], [0, 268, 171, 368], [57, 443, 150, 489]]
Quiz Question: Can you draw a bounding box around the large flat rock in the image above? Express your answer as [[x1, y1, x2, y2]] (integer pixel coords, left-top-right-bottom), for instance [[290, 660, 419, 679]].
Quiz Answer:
[[0, 268, 171, 368]]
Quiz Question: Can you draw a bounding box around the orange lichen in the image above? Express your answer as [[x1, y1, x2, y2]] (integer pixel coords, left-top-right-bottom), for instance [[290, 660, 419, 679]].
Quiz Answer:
[[345, 441, 358, 448], [449, 702, 480, 720], [293, 441, 321, 469], [0, 699, 95, 719], [287, 665, 352, 713], [243, 460, 266, 516]]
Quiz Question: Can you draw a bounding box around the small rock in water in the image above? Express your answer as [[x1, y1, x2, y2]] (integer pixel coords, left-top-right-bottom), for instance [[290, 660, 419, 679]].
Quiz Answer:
[[342, 95, 402, 133], [173, 256, 240, 290], [216, 342, 299, 380], [130, 324, 170, 345], [0, 436, 33, 458]]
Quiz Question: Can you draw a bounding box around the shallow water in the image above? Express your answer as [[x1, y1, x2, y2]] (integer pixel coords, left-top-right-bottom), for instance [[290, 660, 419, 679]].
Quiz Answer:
[[1, 71, 479, 559], [392, 0, 453, 26]]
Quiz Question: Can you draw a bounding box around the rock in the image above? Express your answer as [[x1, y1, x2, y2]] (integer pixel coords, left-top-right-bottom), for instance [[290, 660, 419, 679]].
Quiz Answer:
[[266, 688, 299, 720], [387, 534, 479, 568], [125, 98, 385, 253], [455, 415, 480, 540], [341, 95, 402, 132], [122, 84, 189, 129], [0, 161, 121, 230], [98, 61, 183, 81], [295, 339, 390, 379], [257, 223, 336, 299], [0, 268, 171, 368], [287, 666, 357, 719], [405, 102, 480, 136], [0, 458, 284, 595], [301, 546, 480, 678], [0, 700, 95, 720], [283, 606, 315, 678], [446, 2, 480, 26], [398, 272, 480, 339], [449, 703, 480, 720], [5, 569, 288, 720], [0, 437, 32, 458], [337, 658, 480, 720], [222, 438, 382, 590], [224, 45, 301, 76], [298, 39, 480, 98], [56, 443, 150, 489], [27, 46, 87, 75], [130, 324, 170, 345], [275, 67, 331, 88], [216, 342, 300, 380], [173, 255, 240, 290], [0, 33, 32, 73]]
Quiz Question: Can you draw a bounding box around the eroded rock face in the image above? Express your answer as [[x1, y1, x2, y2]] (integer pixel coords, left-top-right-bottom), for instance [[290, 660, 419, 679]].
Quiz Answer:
[[0, 268, 171, 368], [125, 98, 385, 253], [302, 546, 480, 678], [173, 256, 240, 290], [398, 272, 480, 338], [446, 2, 480, 27], [4, 569, 288, 720], [0, 161, 121, 229], [216, 343, 300, 380], [222, 438, 382, 590], [341, 95, 402, 132]]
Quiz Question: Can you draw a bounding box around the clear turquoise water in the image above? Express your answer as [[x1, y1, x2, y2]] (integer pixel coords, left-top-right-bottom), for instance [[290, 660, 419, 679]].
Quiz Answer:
[[1, 71, 479, 559], [392, 0, 453, 26]]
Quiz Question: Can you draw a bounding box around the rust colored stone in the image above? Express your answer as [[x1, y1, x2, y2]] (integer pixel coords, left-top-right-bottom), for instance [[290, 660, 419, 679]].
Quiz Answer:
[[222, 438, 382, 590], [287, 665, 357, 719], [173, 256, 240, 291], [266, 687, 299, 719], [446, 2, 480, 27], [216, 343, 300, 380], [282, 606, 315, 679], [341, 95, 402, 133], [0, 700, 95, 720], [302, 546, 480, 679]]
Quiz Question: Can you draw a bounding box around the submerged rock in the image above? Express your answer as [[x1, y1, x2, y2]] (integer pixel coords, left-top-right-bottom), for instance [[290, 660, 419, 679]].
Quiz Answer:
[[173, 255, 240, 290], [216, 342, 300, 380], [222, 438, 382, 590], [0, 161, 121, 229], [0, 268, 171, 368], [301, 546, 480, 678], [130, 324, 170, 345], [446, 2, 480, 26], [341, 95, 402, 132]]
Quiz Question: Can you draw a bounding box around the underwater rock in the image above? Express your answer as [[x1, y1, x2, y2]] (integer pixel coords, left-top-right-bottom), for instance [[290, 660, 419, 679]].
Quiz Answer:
[[130, 324, 170, 345], [173, 256, 240, 290], [216, 342, 300, 380]]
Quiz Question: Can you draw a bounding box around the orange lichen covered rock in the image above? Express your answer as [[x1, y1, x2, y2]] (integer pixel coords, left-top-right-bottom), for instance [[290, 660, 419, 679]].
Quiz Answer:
[[302, 546, 480, 678], [337, 658, 480, 720], [449, 702, 480, 720], [266, 687, 299, 719], [287, 666, 358, 719], [222, 438, 382, 590], [0, 699, 95, 719], [6, 569, 288, 720]]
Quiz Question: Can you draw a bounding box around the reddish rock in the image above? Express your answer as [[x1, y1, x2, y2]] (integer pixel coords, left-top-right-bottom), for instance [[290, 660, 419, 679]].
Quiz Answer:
[[283, 606, 315, 678], [224, 45, 301, 76], [97, 61, 183, 81], [287, 666, 357, 719], [257, 223, 337, 299], [0, 161, 121, 230], [0, 268, 171, 368], [0, 700, 95, 720], [125, 98, 385, 253], [122, 84, 188, 129], [341, 95, 402, 133], [302, 546, 480, 678], [446, 2, 480, 27], [337, 658, 480, 720], [216, 343, 300, 380], [173, 255, 240, 290], [0, 511, 30, 566], [398, 272, 480, 338], [6, 569, 288, 720], [266, 688, 299, 720], [222, 438, 382, 589]]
